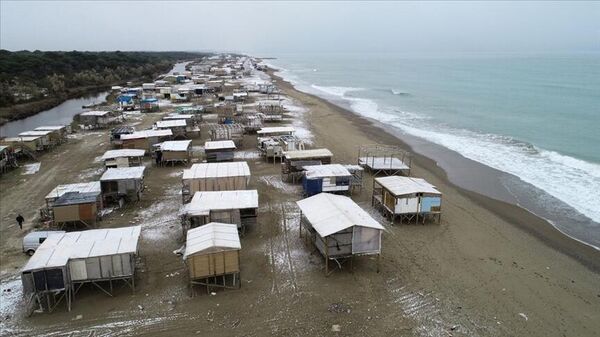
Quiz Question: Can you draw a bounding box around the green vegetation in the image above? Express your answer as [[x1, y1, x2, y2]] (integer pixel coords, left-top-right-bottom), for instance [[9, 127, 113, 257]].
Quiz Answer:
[[0, 50, 207, 108]]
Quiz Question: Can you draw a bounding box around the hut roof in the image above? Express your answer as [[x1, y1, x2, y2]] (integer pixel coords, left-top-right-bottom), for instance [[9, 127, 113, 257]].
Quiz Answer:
[[80, 110, 110, 116], [159, 140, 192, 152], [296, 193, 383, 237], [34, 125, 66, 131], [304, 164, 352, 179], [156, 120, 187, 128], [101, 149, 146, 160], [120, 129, 172, 140], [375, 176, 441, 196], [163, 114, 194, 120], [2, 136, 41, 142], [183, 223, 241, 259], [256, 126, 295, 135], [183, 162, 250, 180], [100, 166, 145, 181], [204, 140, 236, 151], [18, 130, 53, 137], [283, 148, 333, 160], [53, 192, 99, 206], [22, 226, 141, 272], [183, 190, 259, 216], [46, 182, 101, 200]]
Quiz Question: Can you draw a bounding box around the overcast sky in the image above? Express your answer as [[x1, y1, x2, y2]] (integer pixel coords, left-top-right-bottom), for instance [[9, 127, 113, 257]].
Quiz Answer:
[[1, 1, 599, 55]]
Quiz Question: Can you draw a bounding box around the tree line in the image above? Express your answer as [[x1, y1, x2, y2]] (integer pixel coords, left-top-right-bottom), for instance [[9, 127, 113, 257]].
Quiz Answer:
[[0, 50, 207, 107]]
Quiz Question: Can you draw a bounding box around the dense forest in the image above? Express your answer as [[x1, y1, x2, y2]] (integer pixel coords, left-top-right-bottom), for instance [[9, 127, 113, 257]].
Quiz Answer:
[[0, 50, 206, 108]]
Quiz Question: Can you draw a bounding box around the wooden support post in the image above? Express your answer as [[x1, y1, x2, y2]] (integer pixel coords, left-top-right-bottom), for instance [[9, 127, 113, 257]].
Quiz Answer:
[[376, 254, 380, 273], [325, 237, 329, 276]]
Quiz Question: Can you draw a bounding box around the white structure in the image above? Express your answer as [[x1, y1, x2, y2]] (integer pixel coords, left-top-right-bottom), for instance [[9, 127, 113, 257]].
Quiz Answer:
[[297, 193, 384, 275], [182, 162, 251, 201], [45, 182, 102, 208], [302, 164, 353, 196], [256, 127, 295, 137], [100, 149, 145, 168], [204, 140, 236, 162], [100, 166, 146, 202], [20, 226, 141, 312]]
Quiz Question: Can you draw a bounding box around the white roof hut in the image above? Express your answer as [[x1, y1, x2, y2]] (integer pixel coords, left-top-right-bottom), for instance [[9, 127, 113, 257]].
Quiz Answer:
[[282, 148, 333, 182], [302, 164, 353, 196], [256, 126, 295, 137], [120, 129, 172, 151], [45, 181, 102, 211], [182, 190, 258, 233], [182, 162, 251, 201], [18, 130, 53, 148], [372, 176, 442, 224], [21, 226, 141, 312], [100, 166, 146, 203], [184, 222, 241, 293], [204, 140, 236, 163], [296, 193, 384, 275], [100, 149, 145, 168], [156, 140, 192, 166]]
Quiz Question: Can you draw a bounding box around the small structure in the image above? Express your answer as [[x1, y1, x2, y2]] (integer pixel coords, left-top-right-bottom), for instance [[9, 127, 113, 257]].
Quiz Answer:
[[52, 192, 99, 228], [183, 223, 241, 295], [0, 145, 18, 173], [282, 148, 333, 182], [204, 140, 236, 163], [100, 149, 145, 168], [117, 94, 135, 111], [18, 130, 54, 149], [358, 144, 411, 176], [256, 126, 295, 137], [79, 110, 120, 129], [155, 140, 192, 166], [257, 100, 284, 122], [206, 124, 244, 145], [100, 166, 145, 203], [1, 136, 43, 152], [302, 164, 352, 197], [182, 162, 251, 202], [120, 129, 172, 151], [21, 226, 141, 313], [34, 126, 68, 144], [155, 119, 187, 139], [110, 126, 135, 147], [343, 164, 365, 193], [297, 193, 384, 275], [372, 176, 442, 224], [45, 182, 102, 211], [181, 190, 258, 234], [140, 97, 159, 112]]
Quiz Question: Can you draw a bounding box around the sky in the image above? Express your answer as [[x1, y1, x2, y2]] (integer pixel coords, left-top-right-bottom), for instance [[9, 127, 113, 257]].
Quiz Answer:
[[1, 1, 599, 55]]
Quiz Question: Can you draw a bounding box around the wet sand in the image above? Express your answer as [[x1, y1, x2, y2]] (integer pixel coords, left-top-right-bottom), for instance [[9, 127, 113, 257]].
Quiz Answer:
[[0, 69, 598, 336]]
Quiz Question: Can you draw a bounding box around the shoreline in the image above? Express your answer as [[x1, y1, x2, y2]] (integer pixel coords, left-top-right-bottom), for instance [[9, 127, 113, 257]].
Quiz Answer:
[[268, 68, 600, 272]]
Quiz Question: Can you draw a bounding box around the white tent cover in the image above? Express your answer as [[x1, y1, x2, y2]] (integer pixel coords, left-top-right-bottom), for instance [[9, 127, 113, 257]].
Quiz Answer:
[[100, 166, 145, 181], [80, 110, 110, 116], [183, 190, 259, 216], [22, 226, 141, 272], [183, 162, 250, 180], [256, 126, 295, 135], [304, 164, 352, 179], [45, 182, 101, 200], [159, 140, 192, 152], [284, 148, 333, 160], [375, 176, 441, 196], [183, 222, 241, 259], [204, 140, 236, 151], [296, 193, 383, 237], [156, 120, 187, 128], [101, 149, 146, 160], [120, 129, 172, 140]]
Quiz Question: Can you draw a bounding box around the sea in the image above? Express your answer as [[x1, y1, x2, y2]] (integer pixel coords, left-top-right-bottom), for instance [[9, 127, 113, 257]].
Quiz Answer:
[[266, 52, 600, 249]]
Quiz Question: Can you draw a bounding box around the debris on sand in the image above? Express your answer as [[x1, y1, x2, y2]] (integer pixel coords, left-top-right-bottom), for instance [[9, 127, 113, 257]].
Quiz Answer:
[[22, 163, 41, 175], [331, 324, 341, 332], [518, 312, 528, 321]]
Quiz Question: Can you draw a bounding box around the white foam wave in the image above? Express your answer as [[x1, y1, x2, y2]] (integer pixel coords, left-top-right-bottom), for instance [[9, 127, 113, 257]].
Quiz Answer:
[[311, 85, 364, 97]]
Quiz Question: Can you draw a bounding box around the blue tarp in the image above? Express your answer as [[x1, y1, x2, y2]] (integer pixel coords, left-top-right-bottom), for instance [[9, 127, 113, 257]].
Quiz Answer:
[[302, 177, 322, 196], [420, 197, 441, 212], [117, 95, 133, 103]]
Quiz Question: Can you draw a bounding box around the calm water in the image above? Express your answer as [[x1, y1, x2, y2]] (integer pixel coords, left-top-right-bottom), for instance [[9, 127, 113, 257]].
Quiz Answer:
[[0, 91, 108, 138], [268, 52, 600, 248]]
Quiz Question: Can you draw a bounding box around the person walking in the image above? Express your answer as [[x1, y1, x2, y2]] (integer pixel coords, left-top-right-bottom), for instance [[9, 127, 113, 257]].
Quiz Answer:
[[16, 214, 24, 230]]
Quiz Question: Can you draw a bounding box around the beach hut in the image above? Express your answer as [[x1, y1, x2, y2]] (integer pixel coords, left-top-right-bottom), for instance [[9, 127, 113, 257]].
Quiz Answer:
[[100, 149, 145, 168], [302, 164, 352, 197], [282, 148, 333, 182], [155, 119, 187, 139], [207, 124, 244, 145], [110, 126, 135, 147], [18, 130, 54, 149], [372, 176, 442, 224], [358, 144, 411, 176], [120, 129, 172, 151], [182, 162, 251, 202], [117, 94, 135, 111], [256, 126, 295, 138], [183, 223, 241, 294], [34, 126, 68, 144], [20, 226, 141, 313], [1, 136, 43, 152], [45, 181, 102, 211], [297, 193, 384, 275], [79, 110, 120, 129], [204, 140, 236, 162], [140, 97, 159, 112], [155, 140, 192, 166], [100, 166, 145, 203], [0, 145, 17, 173], [181, 190, 259, 234], [51, 192, 99, 228]]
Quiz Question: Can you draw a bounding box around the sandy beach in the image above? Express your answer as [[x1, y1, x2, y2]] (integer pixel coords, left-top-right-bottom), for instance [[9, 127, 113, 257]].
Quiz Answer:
[[0, 63, 598, 337]]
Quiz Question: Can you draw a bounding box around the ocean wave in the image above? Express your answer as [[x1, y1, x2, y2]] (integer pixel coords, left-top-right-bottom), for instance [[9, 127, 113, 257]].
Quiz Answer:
[[311, 85, 365, 97], [391, 89, 411, 96]]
